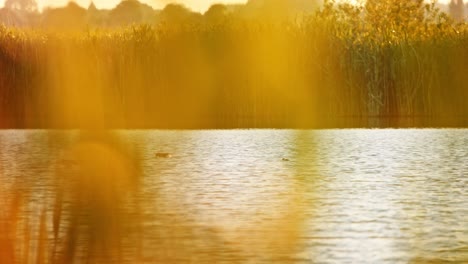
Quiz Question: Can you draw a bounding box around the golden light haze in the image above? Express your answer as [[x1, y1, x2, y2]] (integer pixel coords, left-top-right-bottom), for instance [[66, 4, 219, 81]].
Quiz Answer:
[[0, 0, 247, 11], [0, 0, 456, 14]]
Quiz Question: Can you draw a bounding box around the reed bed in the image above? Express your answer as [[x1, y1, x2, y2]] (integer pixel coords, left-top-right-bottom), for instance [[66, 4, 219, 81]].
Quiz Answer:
[[0, 1, 467, 129]]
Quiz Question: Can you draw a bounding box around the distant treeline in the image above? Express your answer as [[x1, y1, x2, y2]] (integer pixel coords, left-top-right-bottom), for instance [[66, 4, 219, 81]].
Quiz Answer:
[[0, 0, 320, 29], [1, 0, 465, 30], [0, 0, 467, 128]]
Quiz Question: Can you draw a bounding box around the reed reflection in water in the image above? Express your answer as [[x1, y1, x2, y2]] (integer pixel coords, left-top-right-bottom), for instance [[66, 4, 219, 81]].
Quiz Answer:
[[0, 129, 467, 263]]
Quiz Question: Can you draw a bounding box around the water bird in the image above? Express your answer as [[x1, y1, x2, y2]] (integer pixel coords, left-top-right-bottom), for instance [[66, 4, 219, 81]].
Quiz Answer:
[[155, 152, 171, 158]]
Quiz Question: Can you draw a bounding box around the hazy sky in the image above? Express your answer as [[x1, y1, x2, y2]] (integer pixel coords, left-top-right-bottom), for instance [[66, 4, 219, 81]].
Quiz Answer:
[[0, 0, 452, 13], [0, 0, 246, 12]]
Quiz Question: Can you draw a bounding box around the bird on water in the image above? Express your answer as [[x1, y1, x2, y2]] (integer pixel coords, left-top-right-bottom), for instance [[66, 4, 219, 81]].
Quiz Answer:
[[155, 153, 171, 158]]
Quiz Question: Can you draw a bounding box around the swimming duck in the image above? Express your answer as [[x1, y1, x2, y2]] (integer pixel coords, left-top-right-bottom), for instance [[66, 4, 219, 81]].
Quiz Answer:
[[155, 153, 171, 158]]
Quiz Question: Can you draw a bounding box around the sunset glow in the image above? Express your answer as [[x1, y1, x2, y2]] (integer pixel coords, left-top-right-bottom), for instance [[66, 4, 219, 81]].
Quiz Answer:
[[0, 0, 466, 262], [0, 0, 247, 11], [0, 0, 457, 12]]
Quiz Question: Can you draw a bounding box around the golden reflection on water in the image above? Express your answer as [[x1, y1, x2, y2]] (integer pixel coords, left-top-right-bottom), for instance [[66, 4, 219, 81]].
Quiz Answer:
[[53, 132, 143, 262], [0, 129, 467, 263], [145, 130, 309, 262]]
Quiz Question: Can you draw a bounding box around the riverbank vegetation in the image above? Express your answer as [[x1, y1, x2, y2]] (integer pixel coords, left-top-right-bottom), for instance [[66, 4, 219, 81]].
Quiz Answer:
[[0, 0, 467, 128]]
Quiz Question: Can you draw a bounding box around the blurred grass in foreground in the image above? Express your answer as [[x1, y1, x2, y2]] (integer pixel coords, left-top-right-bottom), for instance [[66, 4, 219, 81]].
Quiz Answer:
[[0, 132, 143, 263], [0, 130, 308, 263]]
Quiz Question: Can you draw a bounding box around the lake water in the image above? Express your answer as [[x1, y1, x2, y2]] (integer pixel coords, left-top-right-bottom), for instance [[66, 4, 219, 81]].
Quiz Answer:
[[0, 129, 467, 263]]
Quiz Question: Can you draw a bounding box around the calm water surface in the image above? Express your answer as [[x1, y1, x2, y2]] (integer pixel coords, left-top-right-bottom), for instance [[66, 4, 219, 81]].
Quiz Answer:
[[0, 129, 467, 263]]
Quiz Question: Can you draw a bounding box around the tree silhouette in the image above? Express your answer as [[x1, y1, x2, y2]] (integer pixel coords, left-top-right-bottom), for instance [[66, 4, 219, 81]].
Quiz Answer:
[[109, 0, 154, 26], [449, 0, 465, 21], [41, 2, 87, 30], [4, 0, 38, 12], [204, 4, 228, 24], [245, 0, 318, 19], [158, 3, 202, 25]]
